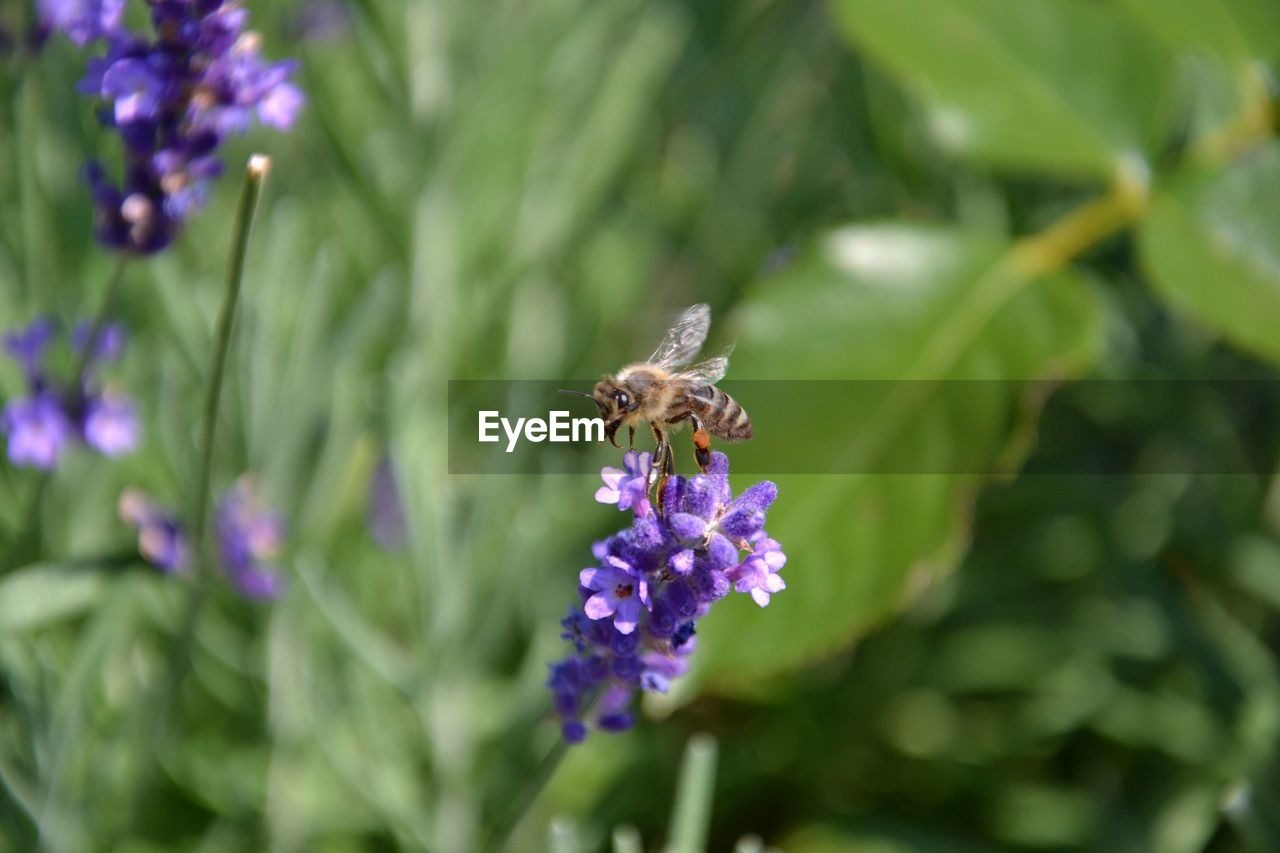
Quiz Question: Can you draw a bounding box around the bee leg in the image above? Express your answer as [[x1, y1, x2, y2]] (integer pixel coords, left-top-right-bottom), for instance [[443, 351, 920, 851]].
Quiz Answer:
[[649, 424, 672, 513], [628, 425, 636, 450], [647, 424, 666, 487], [690, 414, 712, 471]]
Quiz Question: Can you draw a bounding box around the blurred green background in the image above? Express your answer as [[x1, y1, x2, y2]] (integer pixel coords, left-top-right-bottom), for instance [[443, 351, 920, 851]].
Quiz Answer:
[[3, 0, 1280, 850]]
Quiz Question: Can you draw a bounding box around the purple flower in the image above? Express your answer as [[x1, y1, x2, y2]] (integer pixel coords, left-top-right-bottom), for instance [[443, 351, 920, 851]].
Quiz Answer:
[[72, 320, 126, 363], [100, 57, 164, 124], [216, 476, 286, 599], [580, 557, 650, 635], [258, 78, 304, 129], [290, 0, 352, 43], [1, 317, 140, 468], [119, 488, 189, 573], [367, 455, 407, 552], [549, 450, 785, 741], [118, 476, 288, 596], [727, 538, 787, 607], [2, 394, 74, 469], [82, 392, 139, 456], [48, 0, 302, 254], [4, 316, 56, 380], [38, 0, 124, 46], [595, 450, 652, 517]]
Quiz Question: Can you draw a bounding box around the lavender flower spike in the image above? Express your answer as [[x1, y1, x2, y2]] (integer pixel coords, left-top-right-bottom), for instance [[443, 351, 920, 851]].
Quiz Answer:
[[549, 451, 785, 741], [46, 0, 303, 253]]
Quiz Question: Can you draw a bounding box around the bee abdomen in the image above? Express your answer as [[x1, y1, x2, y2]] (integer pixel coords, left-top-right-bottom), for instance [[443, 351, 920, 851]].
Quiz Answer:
[[689, 385, 752, 442]]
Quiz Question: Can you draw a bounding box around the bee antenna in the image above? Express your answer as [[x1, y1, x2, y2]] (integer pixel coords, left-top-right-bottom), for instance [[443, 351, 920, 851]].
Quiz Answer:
[[557, 389, 594, 399]]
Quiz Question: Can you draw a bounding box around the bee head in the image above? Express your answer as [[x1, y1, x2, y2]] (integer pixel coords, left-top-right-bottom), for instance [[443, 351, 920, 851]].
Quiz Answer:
[[592, 378, 639, 447]]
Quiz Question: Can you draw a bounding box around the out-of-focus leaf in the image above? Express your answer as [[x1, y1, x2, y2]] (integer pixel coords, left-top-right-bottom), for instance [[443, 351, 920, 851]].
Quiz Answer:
[[1117, 0, 1280, 62], [1151, 785, 1221, 853], [830, 0, 1172, 179], [0, 564, 106, 633], [691, 224, 1101, 689], [1230, 535, 1280, 611], [1138, 142, 1280, 365]]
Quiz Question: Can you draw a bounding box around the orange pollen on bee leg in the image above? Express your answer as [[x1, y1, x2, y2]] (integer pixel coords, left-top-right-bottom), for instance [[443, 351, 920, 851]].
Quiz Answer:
[[694, 430, 711, 450]]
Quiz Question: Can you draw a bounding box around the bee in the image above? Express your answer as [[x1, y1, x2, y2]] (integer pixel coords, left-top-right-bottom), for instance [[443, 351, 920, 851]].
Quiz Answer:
[[563, 304, 752, 492]]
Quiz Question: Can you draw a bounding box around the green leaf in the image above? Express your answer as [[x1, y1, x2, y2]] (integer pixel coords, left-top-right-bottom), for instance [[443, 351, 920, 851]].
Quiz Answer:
[[1139, 142, 1280, 365], [830, 0, 1173, 180], [1116, 0, 1280, 63], [0, 564, 106, 633], [690, 224, 1101, 689]]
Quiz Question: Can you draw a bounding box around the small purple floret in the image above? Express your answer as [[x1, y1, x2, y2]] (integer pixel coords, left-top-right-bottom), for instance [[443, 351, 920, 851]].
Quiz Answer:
[[595, 449, 652, 517], [101, 57, 164, 124], [580, 557, 650, 635]]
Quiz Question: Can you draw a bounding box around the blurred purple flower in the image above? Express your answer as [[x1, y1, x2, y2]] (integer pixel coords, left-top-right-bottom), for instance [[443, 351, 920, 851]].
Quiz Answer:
[[367, 455, 407, 552], [44, 0, 303, 253], [37, 0, 123, 46], [549, 451, 784, 741], [118, 476, 288, 595], [83, 392, 138, 456], [216, 476, 286, 599], [119, 488, 189, 573], [4, 316, 56, 380], [72, 320, 126, 363], [2, 317, 140, 469], [287, 0, 352, 43], [2, 394, 74, 469]]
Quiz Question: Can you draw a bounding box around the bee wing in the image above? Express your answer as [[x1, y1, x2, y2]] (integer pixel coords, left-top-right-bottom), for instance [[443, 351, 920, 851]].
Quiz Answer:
[[672, 349, 732, 385], [647, 303, 711, 369]]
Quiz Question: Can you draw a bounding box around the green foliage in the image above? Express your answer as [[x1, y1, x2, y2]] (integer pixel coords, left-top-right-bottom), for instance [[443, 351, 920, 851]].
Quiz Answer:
[[1140, 143, 1280, 364], [696, 225, 1100, 686], [832, 0, 1173, 179]]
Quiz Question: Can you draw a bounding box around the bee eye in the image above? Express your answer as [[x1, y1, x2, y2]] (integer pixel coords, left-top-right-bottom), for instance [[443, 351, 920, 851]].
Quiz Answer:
[[614, 390, 630, 408]]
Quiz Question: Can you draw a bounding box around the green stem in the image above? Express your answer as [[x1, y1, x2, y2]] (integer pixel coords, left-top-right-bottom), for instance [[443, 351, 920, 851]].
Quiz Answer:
[[162, 154, 268, 669], [72, 255, 130, 385], [485, 737, 570, 853], [117, 156, 269, 845], [667, 733, 718, 853], [162, 156, 268, 692], [190, 155, 269, 559]]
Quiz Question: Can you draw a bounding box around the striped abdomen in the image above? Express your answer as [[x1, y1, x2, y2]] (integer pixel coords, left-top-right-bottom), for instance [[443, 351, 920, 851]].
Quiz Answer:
[[686, 385, 752, 441]]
